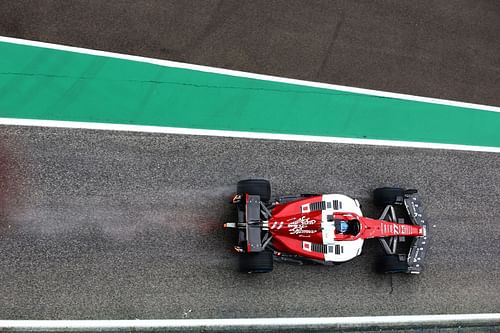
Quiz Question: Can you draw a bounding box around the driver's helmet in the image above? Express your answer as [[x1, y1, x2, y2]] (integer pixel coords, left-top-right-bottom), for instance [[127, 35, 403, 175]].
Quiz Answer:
[[339, 221, 349, 233]]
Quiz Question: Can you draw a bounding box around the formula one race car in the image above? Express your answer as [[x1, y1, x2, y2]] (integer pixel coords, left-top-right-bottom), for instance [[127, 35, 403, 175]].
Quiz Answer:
[[224, 179, 429, 274]]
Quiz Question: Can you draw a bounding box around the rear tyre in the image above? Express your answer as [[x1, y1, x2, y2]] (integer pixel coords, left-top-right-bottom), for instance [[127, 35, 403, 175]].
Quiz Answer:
[[237, 179, 271, 202], [239, 251, 274, 273], [377, 255, 408, 274], [373, 187, 405, 206]]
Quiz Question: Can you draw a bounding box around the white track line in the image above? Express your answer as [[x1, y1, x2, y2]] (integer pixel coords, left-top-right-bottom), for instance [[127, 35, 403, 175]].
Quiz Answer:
[[1, 118, 500, 153], [1, 35, 500, 113], [1, 314, 499, 331]]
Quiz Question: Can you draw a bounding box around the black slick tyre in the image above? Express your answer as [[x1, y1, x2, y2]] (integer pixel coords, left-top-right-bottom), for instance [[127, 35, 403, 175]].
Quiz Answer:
[[377, 255, 409, 274], [373, 187, 405, 206], [239, 251, 274, 273], [237, 179, 271, 202]]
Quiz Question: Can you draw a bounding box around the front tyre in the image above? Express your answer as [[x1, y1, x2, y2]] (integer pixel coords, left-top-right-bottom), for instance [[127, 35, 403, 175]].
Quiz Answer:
[[237, 179, 271, 202], [239, 251, 274, 273]]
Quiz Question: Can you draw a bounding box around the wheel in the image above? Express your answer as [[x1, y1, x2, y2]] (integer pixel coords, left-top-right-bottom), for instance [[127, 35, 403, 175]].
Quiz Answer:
[[237, 179, 271, 202], [239, 251, 274, 273], [373, 187, 405, 206], [377, 255, 408, 274]]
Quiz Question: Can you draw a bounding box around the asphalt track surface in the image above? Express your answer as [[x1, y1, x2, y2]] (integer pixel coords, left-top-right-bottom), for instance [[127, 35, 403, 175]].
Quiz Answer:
[[0, 0, 499, 320], [1, 127, 499, 319]]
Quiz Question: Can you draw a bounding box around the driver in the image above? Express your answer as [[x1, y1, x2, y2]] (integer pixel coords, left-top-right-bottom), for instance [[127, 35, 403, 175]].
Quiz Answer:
[[338, 220, 349, 233]]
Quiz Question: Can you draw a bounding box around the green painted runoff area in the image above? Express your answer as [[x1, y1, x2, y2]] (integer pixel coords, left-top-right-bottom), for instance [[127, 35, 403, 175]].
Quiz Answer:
[[1, 41, 499, 147]]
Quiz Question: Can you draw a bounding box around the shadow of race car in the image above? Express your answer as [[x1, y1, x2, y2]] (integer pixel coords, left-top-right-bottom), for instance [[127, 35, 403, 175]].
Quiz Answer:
[[224, 179, 429, 274]]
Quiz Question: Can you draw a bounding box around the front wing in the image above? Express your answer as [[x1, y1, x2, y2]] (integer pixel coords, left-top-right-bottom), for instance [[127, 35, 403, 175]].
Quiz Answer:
[[404, 194, 429, 274]]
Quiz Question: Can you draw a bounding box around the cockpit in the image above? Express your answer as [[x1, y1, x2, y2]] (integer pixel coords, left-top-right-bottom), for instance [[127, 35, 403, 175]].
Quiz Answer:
[[335, 219, 361, 236]]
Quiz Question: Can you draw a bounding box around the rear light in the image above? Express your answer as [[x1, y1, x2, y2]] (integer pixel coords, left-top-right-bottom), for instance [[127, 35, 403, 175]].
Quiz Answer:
[[232, 194, 242, 204]]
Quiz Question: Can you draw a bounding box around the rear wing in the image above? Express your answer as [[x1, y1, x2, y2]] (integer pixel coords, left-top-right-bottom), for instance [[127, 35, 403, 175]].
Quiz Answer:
[[404, 194, 429, 274], [245, 194, 264, 252], [224, 194, 270, 252]]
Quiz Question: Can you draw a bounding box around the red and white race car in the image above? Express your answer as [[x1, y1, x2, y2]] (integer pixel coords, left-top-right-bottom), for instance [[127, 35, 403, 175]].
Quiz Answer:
[[225, 179, 429, 274]]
